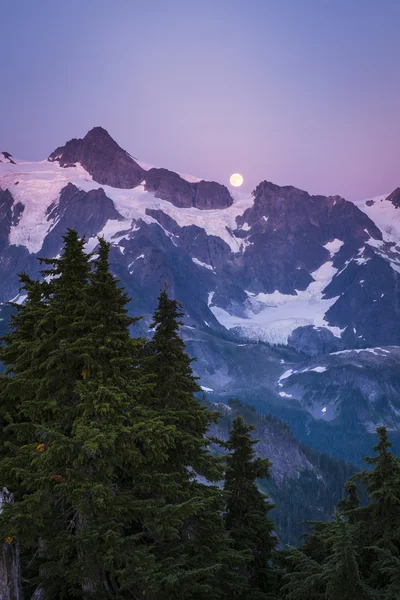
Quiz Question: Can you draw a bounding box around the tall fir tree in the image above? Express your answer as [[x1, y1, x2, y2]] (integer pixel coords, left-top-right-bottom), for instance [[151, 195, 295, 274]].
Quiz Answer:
[[322, 516, 370, 600], [0, 274, 51, 599], [0, 232, 176, 598], [143, 287, 244, 600], [345, 426, 400, 590], [281, 548, 324, 600], [222, 416, 278, 599]]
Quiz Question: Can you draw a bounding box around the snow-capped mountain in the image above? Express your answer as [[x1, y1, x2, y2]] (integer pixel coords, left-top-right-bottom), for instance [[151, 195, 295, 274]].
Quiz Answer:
[[1, 127, 400, 460]]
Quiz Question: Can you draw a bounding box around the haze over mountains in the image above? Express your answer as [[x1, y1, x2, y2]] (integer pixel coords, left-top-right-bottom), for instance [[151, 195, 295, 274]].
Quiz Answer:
[[1, 127, 400, 464]]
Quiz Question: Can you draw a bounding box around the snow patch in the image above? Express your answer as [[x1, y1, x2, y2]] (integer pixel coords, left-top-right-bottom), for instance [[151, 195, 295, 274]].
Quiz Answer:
[[323, 239, 344, 256], [192, 257, 215, 272], [279, 391, 293, 398]]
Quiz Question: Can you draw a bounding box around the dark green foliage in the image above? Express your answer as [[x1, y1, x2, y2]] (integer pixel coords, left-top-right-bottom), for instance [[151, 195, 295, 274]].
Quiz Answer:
[[222, 416, 278, 599], [282, 425, 400, 599], [323, 516, 370, 600], [143, 288, 245, 600], [0, 232, 176, 598]]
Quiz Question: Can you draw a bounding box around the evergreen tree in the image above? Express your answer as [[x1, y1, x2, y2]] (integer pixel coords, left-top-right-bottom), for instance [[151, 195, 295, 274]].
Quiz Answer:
[[222, 416, 278, 599], [0, 274, 51, 598], [337, 480, 360, 518], [145, 287, 219, 479], [281, 549, 324, 599], [143, 288, 244, 600], [0, 233, 176, 598], [346, 427, 400, 590], [323, 516, 370, 600]]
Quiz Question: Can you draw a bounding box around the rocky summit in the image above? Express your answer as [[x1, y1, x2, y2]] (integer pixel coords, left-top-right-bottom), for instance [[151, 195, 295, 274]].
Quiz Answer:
[[1, 127, 400, 462]]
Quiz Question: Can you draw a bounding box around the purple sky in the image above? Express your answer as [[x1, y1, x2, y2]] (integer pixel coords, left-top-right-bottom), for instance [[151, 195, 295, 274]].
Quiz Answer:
[[1, 0, 399, 200]]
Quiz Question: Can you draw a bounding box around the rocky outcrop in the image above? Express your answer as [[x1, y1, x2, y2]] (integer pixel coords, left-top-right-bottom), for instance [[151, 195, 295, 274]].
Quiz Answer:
[[144, 167, 233, 209], [144, 168, 193, 207], [0, 152, 16, 165], [0, 189, 24, 251], [48, 127, 145, 188], [41, 183, 124, 255], [193, 180, 233, 209], [288, 325, 343, 356], [386, 187, 400, 208]]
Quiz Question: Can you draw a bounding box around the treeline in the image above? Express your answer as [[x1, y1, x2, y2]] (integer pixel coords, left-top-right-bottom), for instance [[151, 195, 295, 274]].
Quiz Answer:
[[0, 230, 399, 599]]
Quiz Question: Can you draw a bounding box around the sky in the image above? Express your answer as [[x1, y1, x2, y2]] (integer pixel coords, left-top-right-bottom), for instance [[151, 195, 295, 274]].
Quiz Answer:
[[1, 0, 399, 200]]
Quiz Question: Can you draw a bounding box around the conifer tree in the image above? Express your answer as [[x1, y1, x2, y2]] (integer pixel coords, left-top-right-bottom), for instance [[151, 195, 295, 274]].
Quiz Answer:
[[337, 480, 360, 518], [323, 516, 370, 600], [0, 274, 50, 599], [143, 288, 244, 600], [145, 287, 220, 478], [281, 548, 324, 599], [0, 232, 176, 598], [222, 416, 278, 599], [347, 427, 400, 589]]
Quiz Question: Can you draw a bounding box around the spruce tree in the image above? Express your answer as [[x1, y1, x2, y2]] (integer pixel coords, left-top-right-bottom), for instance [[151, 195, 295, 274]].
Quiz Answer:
[[222, 416, 278, 599], [143, 288, 243, 600], [323, 516, 370, 600], [0, 274, 50, 599], [347, 427, 400, 590], [0, 232, 176, 598]]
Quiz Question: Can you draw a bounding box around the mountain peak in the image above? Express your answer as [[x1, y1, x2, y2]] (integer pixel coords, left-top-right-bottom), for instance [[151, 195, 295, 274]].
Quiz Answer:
[[0, 151, 16, 165], [386, 187, 400, 209], [48, 127, 145, 189]]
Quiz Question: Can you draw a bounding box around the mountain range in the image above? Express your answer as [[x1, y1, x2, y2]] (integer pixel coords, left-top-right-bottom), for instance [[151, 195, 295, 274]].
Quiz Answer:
[[1, 126, 400, 466]]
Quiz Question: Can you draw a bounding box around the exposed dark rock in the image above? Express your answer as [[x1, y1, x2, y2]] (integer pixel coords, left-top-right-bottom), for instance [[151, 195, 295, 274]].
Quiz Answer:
[[144, 168, 194, 207], [232, 181, 382, 297], [144, 168, 233, 210], [41, 183, 124, 255], [48, 127, 145, 188], [145, 208, 182, 236], [324, 250, 400, 347], [0, 152, 16, 165], [193, 179, 233, 209], [0, 189, 15, 250], [386, 187, 400, 208], [288, 325, 343, 356]]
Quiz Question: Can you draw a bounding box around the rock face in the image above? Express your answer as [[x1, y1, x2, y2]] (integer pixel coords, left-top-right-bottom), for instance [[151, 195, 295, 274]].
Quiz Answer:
[[235, 181, 382, 296], [0, 189, 24, 251], [144, 167, 233, 209], [386, 187, 400, 208], [288, 325, 343, 356], [48, 126, 145, 188], [0, 152, 16, 165], [42, 183, 125, 256]]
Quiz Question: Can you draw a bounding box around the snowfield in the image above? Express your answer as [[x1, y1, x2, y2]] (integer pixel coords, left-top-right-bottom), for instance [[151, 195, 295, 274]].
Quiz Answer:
[[1, 155, 398, 348]]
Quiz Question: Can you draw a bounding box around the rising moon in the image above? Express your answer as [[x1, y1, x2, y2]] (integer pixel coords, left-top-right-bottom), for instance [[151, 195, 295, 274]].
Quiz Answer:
[[229, 173, 243, 187]]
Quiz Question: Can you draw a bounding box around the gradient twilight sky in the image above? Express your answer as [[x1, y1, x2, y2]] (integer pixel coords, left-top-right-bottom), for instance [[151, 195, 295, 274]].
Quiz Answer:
[[1, 0, 399, 200]]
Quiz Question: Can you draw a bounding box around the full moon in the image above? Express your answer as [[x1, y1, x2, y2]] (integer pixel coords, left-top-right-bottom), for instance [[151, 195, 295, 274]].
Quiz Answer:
[[229, 173, 243, 187]]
